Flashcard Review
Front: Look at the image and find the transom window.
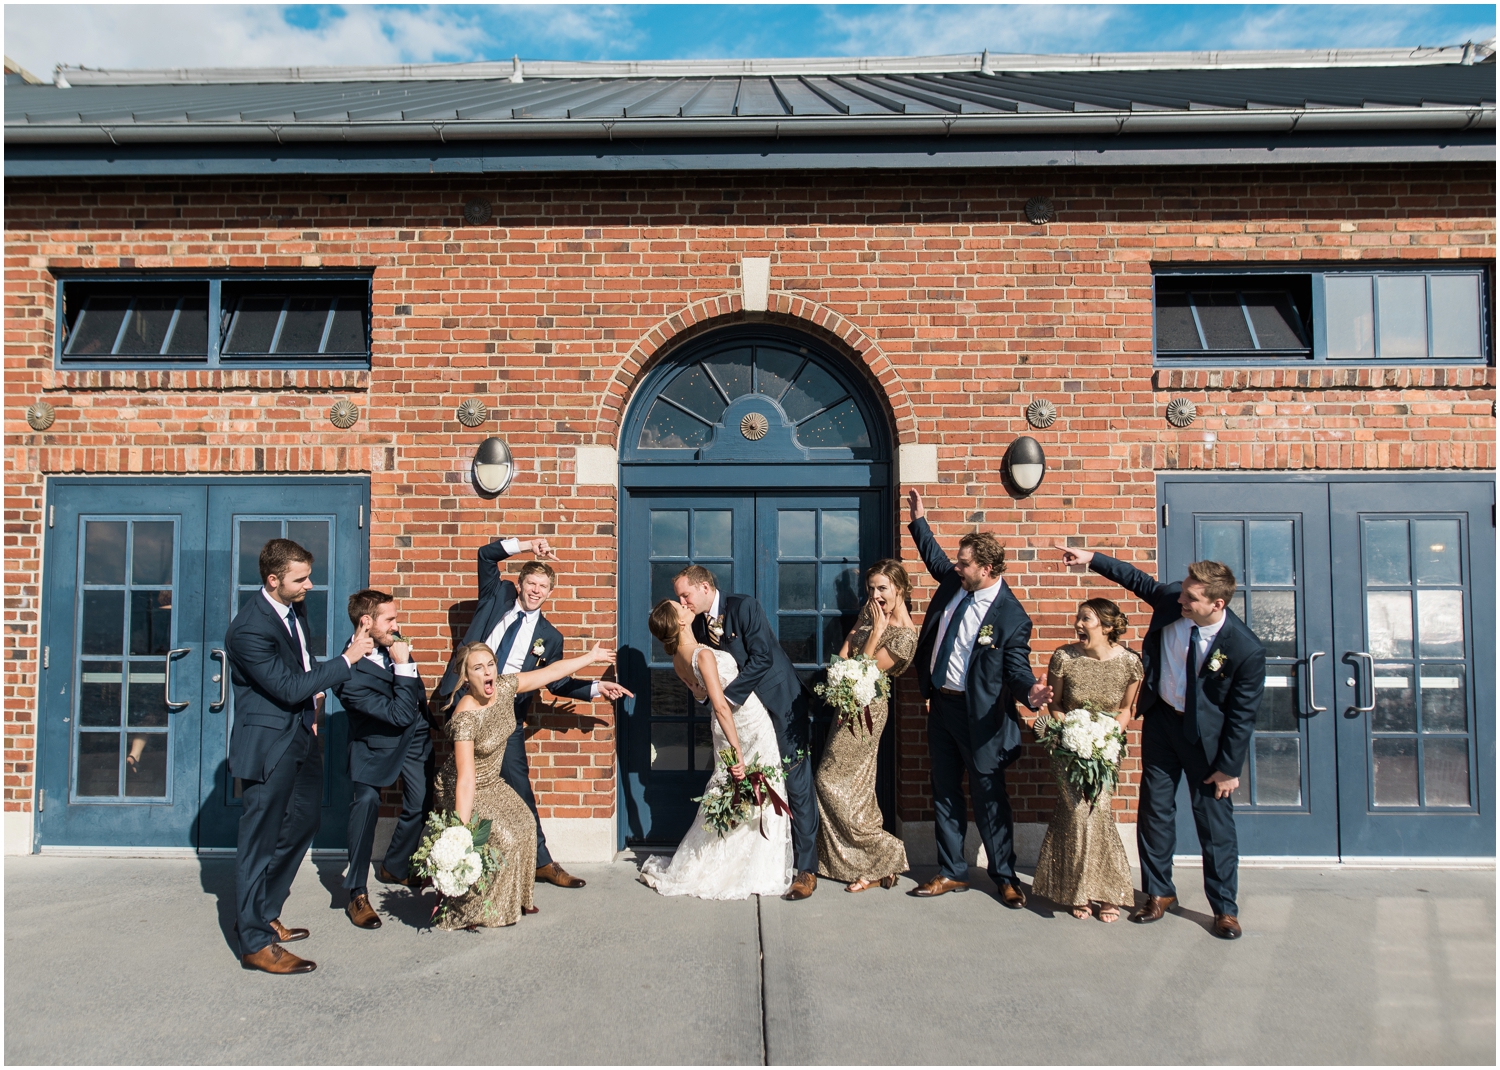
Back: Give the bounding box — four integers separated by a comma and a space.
1154, 266, 1490, 365
637, 338, 874, 457
57, 275, 371, 369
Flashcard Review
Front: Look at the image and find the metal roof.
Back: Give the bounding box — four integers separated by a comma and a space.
5, 49, 1494, 175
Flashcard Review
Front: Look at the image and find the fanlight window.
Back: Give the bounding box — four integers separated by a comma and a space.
638, 343, 872, 455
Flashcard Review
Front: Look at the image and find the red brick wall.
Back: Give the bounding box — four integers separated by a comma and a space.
6, 165, 1494, 829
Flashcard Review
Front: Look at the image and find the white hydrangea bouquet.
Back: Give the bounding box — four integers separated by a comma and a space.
814, 654, 890, 736
411, 811, 504, 923
1032, 708, 1126, 805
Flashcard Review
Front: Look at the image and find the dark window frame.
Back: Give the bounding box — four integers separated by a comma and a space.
53, 272, 373, 370
1153, 263, 1492, 368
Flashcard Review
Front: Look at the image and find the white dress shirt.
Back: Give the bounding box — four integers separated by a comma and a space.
1157, 613, 1226, 713
262, 588, 311, 671
928, 579, 1003, 691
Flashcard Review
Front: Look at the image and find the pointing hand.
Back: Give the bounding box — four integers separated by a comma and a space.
1055, 543, 1094, 569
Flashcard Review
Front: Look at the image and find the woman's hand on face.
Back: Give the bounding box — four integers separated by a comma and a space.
868, 596, 889, 631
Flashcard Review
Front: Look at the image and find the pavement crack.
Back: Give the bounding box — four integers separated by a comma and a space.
757, 893, 768, 1066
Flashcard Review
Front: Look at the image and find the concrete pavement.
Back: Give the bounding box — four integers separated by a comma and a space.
5, 855, 1494, 1064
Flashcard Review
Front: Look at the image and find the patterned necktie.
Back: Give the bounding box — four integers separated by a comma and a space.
494, 612, 527, 673
285, 608, 315, 730
932, 590, 975, 691
1183, 625, 1201, 741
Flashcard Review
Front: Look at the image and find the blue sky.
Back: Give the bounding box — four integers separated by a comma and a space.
5, 4, 1495, 74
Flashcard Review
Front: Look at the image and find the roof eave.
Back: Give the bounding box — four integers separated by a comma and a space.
7, 105, 1494, 145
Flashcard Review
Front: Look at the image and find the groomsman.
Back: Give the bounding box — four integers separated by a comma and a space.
907, 491, 1051, 907
333, 589, 433, 930
436, 535, 632, 889
226, 538, 374, 974
1058, 543, 1265, 939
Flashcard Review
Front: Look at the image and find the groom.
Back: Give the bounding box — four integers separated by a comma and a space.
674, 565, 820, 900
1057, 543, 1265, 939
907, 491, 1051, 907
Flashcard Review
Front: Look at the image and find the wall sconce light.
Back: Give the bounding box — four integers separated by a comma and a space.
471, 436, 516, 497
1002, 435, 1047, 497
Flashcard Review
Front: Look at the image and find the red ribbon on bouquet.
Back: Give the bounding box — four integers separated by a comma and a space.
731, 769, 793, 840
844, 704, 875, 737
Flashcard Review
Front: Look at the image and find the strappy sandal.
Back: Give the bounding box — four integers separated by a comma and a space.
879, 874, 899, 890
846, 877, 874, 893
1070, 904, 1092, 919
1097, 903, 1121, 923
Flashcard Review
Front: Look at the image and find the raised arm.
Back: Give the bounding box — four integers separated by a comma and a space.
1058, 543, 1175, 611
514, 642, 615, 695
476, 535, 559, 603
228, 623, 361, 709
906, 493, 956, 585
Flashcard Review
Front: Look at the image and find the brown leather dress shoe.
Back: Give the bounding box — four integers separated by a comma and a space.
377, 864, 418, 887
1213, 913, 1243, 940
1129, 895, 1177, 923
782, 871, 817, 900
997, 882, 1027, 909
241, 944, 316, 974
269, 918, 309, 943
911, 875, 969, 897
345, 893, 382, 929
535, 862, 586, 888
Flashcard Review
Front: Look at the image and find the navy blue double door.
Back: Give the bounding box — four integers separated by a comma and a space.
619, 488, 888, 845
1160, 474, 1494, 859
36, 477, 369, 851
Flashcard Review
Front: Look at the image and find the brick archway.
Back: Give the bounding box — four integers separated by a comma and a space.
589, 292, 917, 448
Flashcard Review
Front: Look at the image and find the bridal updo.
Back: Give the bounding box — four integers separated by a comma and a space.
649, 599, 686, 655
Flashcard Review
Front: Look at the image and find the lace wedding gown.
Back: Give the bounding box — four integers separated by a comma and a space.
639, 648, 794, 899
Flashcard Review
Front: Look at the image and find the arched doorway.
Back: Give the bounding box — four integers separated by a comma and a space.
617, 324, 895, 846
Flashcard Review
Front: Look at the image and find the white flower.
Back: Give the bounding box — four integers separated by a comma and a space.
1102, 738, 1121, 763
452, 852, 482, 887
429, 825, 473, 870
433, 870, 468, 897
1061, 723, 1094, 757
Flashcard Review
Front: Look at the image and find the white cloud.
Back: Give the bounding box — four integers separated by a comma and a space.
818, 4, 1128, 57
2, 3, 642, 75
1201, 5, 1496, 51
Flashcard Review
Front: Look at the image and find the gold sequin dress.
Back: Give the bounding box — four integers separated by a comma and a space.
433, 674, 535, 928
1032, 645, 1142, 910
815, 623, 916, 884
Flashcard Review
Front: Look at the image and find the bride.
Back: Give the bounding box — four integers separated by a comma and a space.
638, 600, 794, 899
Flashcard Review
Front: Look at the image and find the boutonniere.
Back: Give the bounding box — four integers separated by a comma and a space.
976, 625, 995, 647
531, 638, 547, 661
707, 615, 726, 644
1207, 650, 1226, 673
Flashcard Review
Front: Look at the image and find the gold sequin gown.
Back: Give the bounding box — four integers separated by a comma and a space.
1032, 645, 1143, 910
815, 623, 916, 884
433, 674, 535, 928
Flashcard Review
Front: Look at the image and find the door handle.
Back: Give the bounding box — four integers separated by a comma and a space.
1304, 651, 1326, 713
1346, 651, 1376, 713
209, 648, 227, 712
165, 647, 192, 711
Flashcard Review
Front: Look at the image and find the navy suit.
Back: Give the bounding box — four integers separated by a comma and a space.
909, 517, 1040, 886
225, 593, 351, 956
435, 539, 596, 868
1089, 553, 1267, 916
333, 648, 433, 896
694, 592, 818, 873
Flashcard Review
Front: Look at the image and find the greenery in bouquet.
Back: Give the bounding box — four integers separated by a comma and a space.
692, 748, 793, 838
411, 810, 505, 923
814, 654, 890, 736
1033, 707, 1127, 805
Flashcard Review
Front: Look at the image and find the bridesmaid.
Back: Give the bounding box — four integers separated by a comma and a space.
1032, 598, 1143, 922
815, 559, 917, 892
435, 637, 615, 929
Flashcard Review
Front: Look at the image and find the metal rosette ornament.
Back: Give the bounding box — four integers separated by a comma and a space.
328, 399, 359, 429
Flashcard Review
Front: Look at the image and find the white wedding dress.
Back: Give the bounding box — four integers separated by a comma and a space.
639, 648, 795, 899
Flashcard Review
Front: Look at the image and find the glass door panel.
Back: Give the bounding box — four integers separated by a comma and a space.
1330, 482, 1494, 856
38, 485, 207, 847
1161, 480, 1337, 858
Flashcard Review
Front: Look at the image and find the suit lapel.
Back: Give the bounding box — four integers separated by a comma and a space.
254, 592, 302, 667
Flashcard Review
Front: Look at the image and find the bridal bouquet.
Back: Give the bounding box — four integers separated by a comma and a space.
814, 654, 889, 736
693, 748, 792, 839
411, 811, 505, 923
1032, 708, 1126, 805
